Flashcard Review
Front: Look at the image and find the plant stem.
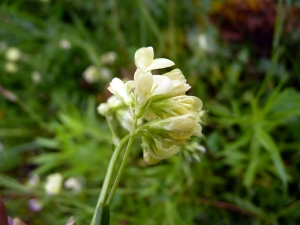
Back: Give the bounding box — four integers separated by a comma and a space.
106, 119, 138, 204
105, 115, 119, 145
90, 134, 130, 225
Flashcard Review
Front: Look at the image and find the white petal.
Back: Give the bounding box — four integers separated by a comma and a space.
153, 139, 180, 159
107, 96, 122, 108
164, 69, 185, 81
143, 148, 160, 165
152, 75, 173, 96
134, 47, 154, 71
108, 78, 125, 95
136, 71, 153, 104
108, 78, 132, 105
125, 80, 135, 93
146, 58, 175, 71
97, 103, 109, 115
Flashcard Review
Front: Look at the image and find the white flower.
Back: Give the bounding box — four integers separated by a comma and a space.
97, 96, 123, 116
142, 135, 180, 165
134, 70, 173, 103
32, 71, 41, 84
134, 70, 175, 118
83, 66, 112, 83
140, 114, 202, 165
161, 69, 191, 97
198, 34, 208, 51
161, 114, 202, 139
146, 114, 202, 145
100, 51, 117, 65
4, 62, 18, 73
145, 95, 203, 120
116, 109, 134, 130
98, 46, 205, 165
64, 177, 82, 192
100, 67, 112, 80
108, 78, 134, 106
83, 65, 99, 83
134, 46, 174, 72
59, 39, 71, 50
44, 173, 63, 195
5, 47, 21, 61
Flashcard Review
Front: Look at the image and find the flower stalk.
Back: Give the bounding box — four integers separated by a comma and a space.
90, 134, 130, 225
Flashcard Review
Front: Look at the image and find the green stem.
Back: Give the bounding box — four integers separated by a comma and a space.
106, 119, 138, 204
105, 115, 119, 145
90, 134, 130, 225
256, 0, 286, 100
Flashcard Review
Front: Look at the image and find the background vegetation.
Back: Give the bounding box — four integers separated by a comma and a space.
1, 0, 300, 224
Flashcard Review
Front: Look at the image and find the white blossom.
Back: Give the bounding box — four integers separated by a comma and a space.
100, 51, 117, 65
5, 47, 21, 61
83, 65, 99, 83
134, 47, 174, 72
4, 62, 18, 73
44, 173, 63, 195
59, 39, 71, 50
32, 71, 42, 84
108, 78, 134, 106
64, 177, 82, 192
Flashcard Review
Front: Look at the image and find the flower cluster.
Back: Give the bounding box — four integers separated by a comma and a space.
98, 47, 203, 165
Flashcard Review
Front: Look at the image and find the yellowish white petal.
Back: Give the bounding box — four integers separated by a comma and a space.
146, 58, 174, 71
134, 47, 154, 71
108, 78, 132, 105
135, 70, 153, 105
152, 75, 173, 96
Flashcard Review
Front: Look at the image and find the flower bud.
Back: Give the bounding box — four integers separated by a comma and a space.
97, 96, 123, 116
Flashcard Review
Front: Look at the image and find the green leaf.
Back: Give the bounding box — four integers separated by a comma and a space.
267, 88, 300, 119
206, 101, 233, 117
243, 137, 260, 187
95, 203, 110, 225
0, 174, 28, 192
255, 127, 288, 185
35, 137, 59, 149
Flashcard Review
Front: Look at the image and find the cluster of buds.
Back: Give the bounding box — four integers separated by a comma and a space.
98, 47, 203, 165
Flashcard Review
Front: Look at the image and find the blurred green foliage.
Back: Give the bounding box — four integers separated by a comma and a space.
1, 0, 300, 224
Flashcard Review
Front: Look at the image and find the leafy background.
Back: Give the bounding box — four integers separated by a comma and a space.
1, 0, 300, 224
